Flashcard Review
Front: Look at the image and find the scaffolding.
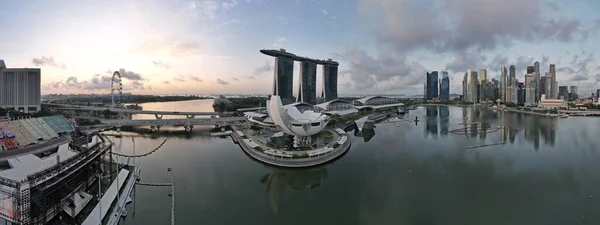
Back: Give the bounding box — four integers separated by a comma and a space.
0, 141, 111, 225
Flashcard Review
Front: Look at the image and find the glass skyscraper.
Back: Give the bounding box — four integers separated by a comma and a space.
297, 61, 317, 104
273, 56, 295, 104
440, 71, 450, 103
426, 71, 439, 100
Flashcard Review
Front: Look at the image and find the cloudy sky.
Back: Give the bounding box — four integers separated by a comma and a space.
2, 0, 600, 95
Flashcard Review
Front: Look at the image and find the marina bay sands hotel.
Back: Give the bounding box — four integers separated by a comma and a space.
260, 49, 339, 105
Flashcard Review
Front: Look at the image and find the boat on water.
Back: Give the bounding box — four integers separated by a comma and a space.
560, 114, 569, 118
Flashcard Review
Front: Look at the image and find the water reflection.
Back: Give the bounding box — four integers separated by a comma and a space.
420, 106, 558, 150
424, 106, 450, 137
260, 167, 328, 214
354, 128, 376, 142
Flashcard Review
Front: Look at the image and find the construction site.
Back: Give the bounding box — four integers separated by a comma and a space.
0, 115, 115, 225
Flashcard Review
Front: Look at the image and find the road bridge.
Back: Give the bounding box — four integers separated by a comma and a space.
99, 117, 246, 127
43, 103, 233, 118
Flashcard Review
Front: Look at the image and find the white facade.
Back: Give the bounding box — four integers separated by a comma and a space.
267, 95, 329, 137
0, 60, 41, 113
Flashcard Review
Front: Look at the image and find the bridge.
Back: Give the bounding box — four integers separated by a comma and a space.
99, 117, 246, 128
43, 103, 233, 118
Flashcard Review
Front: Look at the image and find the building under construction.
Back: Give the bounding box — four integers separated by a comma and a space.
0, 116, 111, 225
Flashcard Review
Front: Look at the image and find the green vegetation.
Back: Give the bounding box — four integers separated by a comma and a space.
314, 131, 334, 143
254, 146, 264, 152
333, 143, 340, 148
51, 94, 209, 105
568, 103, 600, 110
76, 118, 101, 126
0, 105, 57, 118
328, 111, 369, 126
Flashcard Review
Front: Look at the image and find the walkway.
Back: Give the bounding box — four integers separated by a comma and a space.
82, 169, 129, 225
106, 167, 139, 225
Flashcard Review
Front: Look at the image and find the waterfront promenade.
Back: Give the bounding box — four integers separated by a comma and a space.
231, 127, 351, 167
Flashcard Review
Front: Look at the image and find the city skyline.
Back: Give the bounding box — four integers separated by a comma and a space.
2, 0, 600, 95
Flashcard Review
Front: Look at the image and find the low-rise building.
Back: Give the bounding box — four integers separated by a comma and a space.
538, 94, 566, 109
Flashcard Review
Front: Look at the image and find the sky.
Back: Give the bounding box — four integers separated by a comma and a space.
1, 0, 600, 96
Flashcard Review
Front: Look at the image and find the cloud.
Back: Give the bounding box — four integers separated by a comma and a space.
232, 77, 239, 81
253, 61, 273, 75
335, 47, 426, 91
135, 39, 201, 57
163, 81, 171, 85
32, 57, 66, 69
361, 0, 585, 53
570, 74, 588, 81
321, 9, 328, 15
129, 80, 146, 90
151, 61, 171, 69
189, 0, 220, 20
189, 76, 204, 82
246, 76, 256, 80
513, 56, 535, 72
222, 0, 238, 11
47, 71, 148, 91
445, 51, 487, 72
115, 68, 143, 81
174, 75, 186, 82
272, 37, 287, 48
216, 79, 230, 85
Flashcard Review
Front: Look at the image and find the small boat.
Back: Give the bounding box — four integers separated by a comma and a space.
560, 114, 568, 118
395, 124, 400, 127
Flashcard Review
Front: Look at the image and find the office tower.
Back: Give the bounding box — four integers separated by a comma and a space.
466, 70, 479, 102
549, 64, 556, 98
479, 69, 487, 82
527, 66, 535, 74
297, 61, 317, 104
462, 72, 467, 100
540, 76, 547, 96
500, 65, 507, 102
597, 89, 600, 100
440, 71, 450, 103
509, 65, 516, 85
569, 86, 578, 101
479, 80, 486, 102
524, 73, 536, 106
271, 56, 295, 104
558, 86, 569, 100
492, 78, 499, 101
321, 64, 338, 102
543, 77, 552, 100
426, 71, 439, 100
517, 82, 525, 106
0, 60, 42, 113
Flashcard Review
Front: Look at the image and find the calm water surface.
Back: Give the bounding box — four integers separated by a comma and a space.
114, 100, 600, 225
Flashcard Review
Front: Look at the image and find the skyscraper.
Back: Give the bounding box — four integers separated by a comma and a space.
462, 72, 467, 100
534, 61, 540, 101
569, 86, 578, 101
509, 65, 516, 85
500, 65, 507, 102
466, 69, 479, 103
440, 71, 450, 103
427, 71, 439, 100
272, 56, 295, 104
524, 73, 536, 106
0, 60, 42, 113
321, 64, 339, 102
297, 61, 317, 104
479, 69, 487, 82
558, 86, 569, 100
549, 64, 556, 98
527, 66, 535, 74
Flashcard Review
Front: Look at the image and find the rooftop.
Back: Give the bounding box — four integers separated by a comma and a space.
260, 49, 339, 66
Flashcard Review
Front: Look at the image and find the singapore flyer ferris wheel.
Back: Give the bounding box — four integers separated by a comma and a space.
111, 71, 123, 107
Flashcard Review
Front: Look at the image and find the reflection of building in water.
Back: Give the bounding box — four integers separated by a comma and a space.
425, 107, 439, 138
499, 111, 557, 149
261, 167, 328, 214
439, 106, 449, 135
354, 128, 376, 142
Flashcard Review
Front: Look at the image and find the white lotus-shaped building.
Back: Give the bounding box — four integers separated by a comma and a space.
267, 95, 329, 137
